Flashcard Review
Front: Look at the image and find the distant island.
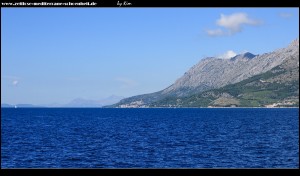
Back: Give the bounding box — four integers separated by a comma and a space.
107, 38, 299, 108
1, 104, 44, 108
1, 95, 124, 108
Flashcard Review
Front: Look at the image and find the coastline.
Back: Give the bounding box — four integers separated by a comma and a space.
114, 107, 300, 109
1, 106, 299, 109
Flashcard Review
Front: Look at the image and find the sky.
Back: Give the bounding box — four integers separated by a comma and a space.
1, 8, 299, 105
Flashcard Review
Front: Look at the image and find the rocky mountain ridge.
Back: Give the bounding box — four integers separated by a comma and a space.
111, 38, 299, 108
162, 38, 299, 96
151, 51, 299, 107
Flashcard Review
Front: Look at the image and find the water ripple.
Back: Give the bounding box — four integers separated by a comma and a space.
1, 108, 299, 168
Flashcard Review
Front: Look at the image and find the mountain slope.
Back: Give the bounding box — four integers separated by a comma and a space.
151, 52, 299, 107
111, 38, 299, 108
162, 39, 298, 96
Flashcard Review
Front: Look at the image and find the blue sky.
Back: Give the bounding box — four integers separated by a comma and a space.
1, 8, 299, 105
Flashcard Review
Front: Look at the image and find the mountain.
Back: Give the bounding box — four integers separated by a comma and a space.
230, 52, 256, 61
111, 38, 299, 108
162, 39, 298, 96
151, 52, 299, 107
64, 98, 102, 107
2, 96, 125, 108
64, 95, 125, 107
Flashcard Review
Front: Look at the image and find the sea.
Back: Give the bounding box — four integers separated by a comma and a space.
1, 108, 299, 168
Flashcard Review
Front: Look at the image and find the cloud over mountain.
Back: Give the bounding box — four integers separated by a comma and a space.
218, 50, 237, 59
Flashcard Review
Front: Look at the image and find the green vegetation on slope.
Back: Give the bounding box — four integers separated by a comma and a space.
150, 55, 299, 107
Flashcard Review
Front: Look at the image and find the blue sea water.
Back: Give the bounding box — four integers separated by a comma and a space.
1, 108, 299, 168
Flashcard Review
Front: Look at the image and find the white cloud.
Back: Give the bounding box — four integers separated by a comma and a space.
206, 29, 225, 37
206, 13, 262, 36
218, 50, 237, 59
279, 12, 293, 18
12, 80, 19, 86
217, 13, 261, 34
115, 77, 138, 89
